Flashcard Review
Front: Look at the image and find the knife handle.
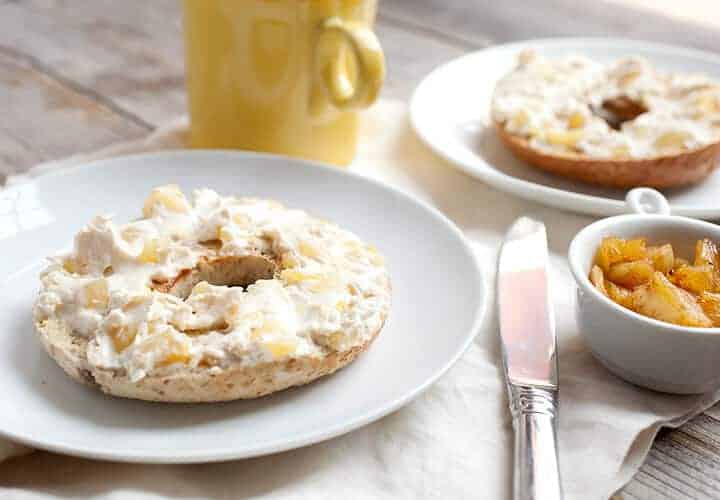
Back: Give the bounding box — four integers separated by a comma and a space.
510, 385, 562, 500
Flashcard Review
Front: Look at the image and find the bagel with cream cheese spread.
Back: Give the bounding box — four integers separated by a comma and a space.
33, 185, 391, 402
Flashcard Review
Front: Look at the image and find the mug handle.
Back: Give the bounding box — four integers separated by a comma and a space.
315, 16, 385, 111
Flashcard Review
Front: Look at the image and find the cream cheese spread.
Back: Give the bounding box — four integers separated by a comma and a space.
492, 51, 720, 158
34, 186, 391, 382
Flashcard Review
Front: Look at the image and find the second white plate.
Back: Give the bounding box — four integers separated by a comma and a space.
410, 38, 720, 219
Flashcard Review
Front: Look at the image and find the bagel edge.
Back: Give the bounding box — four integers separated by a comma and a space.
494, 120, 720, 189
35, 313, 385, 403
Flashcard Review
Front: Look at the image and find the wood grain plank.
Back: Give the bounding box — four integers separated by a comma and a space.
613, 488, 643, 500
617, 471, 683, 500
375, 21, 467, 98
655, 434, 720, 474
1, 0, 185, 126
617, 420, 720, 499
0, 46, 148, 181
378, 9, 487, 50
381, 0, 720, 52
644, 449, 720, 496
684, 414, 720, 449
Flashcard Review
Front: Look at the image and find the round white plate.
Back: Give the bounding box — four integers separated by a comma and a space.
410, 38, 720, 219
0, 151, 487, 463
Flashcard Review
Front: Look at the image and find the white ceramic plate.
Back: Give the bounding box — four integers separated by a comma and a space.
410, 38, 720, 219
0, 151, 487, 463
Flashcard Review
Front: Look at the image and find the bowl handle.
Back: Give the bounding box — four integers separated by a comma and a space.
625, 188, 671, 216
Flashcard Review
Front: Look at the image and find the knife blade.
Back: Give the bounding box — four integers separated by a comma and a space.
498, 217, 562, 500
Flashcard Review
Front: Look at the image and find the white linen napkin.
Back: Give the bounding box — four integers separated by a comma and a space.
3, 99, 720, 499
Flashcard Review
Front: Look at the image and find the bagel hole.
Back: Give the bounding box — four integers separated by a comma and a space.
166, 255, 278, 300
593, 96, 647, 130
197, 255, 277, 290
199, 239, 222, 250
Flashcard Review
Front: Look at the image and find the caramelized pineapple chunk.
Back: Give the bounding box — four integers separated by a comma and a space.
670, 264, 719, 295
672, 257, 689, 271
280, 269, 322, 285
249, 319, 297, 358
692, 91, 720, 114
263, 340, 297, 359
612, 145, 630, 158
595, 237, 647, 273
217, 226, 231, 243
138, 238, 161, 264
567, 112, 585, 129
251, 318, 285, 339
142, 184, 190, 218
198, 355, 220, 368
607, 260, 654, 288
324, 332, 345, 350
139, 333, 190, 367
509, 110, 529, 129
545, 129, 584, 148
695, 239, 719, 267
281, 252, 299, 269
308, 274, 340, 293
83, 279, 109, 309
138, 237, 170, 265
159, 350, 191, 367
590, 265, 633, 308
589, 265, 607, 293
591, 236, 720, 328
607, 281, 633, 309
618, 71, 640, 88
654, 131, 691, 151
631, 272, 711, 328
647, 244, 674, 274
279, 269, 339, 292
298, 240, 320, 258
107, 324, 138, 352
698, 291, 720, 326
63, 258, 80, 274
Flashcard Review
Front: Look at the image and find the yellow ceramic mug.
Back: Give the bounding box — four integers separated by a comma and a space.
182, 0, 385, 166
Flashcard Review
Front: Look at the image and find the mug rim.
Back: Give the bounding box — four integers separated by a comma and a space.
568, 213, 720, 336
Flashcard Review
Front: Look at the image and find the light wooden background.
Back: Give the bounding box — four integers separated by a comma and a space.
3, 1, 720, 498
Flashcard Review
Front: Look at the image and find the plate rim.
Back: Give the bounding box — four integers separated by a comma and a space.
410, 36, 720, 219
0, 150, 489, 463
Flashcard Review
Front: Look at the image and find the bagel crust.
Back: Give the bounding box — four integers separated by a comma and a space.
491, 51, 720, 188
33, 186, 391, 402
35, 316, 384, 402
495, 121, 720, 188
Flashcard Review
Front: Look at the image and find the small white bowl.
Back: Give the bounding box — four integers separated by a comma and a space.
568, 188, 720, 394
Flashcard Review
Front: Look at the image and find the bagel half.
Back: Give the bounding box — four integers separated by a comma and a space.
495, 120, 720, 189
33, 189, 391, 403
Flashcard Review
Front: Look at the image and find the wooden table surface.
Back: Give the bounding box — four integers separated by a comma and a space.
3, 1, 720, 498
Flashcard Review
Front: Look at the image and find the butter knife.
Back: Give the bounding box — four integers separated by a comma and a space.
497, 217, 562, 500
